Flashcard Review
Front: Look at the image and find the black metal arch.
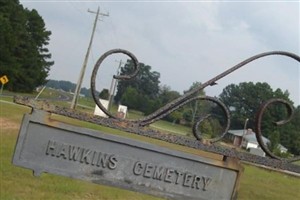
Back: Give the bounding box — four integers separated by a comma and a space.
90, 49, 300, 161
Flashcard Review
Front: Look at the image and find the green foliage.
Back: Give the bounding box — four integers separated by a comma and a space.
167, 110, 183, 124
99, 88, 109, 99
273, 148, 292, 158
198, 120, 214, 138
220, 82, 274, 128
219, 82, 300, 155
0, 0, 53, 92
46, 79, 98, 98
121, 86, 161, 115
115, 60, 160, 102
179, 82, 223, 138
288, 106, 300, 155
47, 80, 76, 92
121, 86, 140, 109
115, 59, 161, 114
182, 82, 206, 125
267, 130, 280, 152
158, 85, 181, 123
158, 85, 181, 105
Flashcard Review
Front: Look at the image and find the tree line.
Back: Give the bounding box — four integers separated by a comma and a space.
46, 79, 98, 98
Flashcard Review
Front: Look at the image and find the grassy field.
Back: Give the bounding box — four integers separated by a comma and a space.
0, 88, 195, 136
1, 99, 300, 200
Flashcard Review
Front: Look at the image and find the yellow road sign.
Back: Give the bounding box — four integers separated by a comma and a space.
0, 75, 9, 85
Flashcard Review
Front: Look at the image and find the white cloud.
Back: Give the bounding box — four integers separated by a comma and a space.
20, 1, 299, 105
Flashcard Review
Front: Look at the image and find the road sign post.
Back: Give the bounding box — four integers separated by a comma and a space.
0, 75, 9, 95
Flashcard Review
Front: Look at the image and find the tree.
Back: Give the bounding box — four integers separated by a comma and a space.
46, 79, 98, 98
158, 85, 182, 123
99, 89, 109, 99
120, 86, 161, 115
182, 82, 206, 125
0, 0, 53, 92
120, 87, 140, 109
115, 59, 160, 114
46, 80, 75, 92
219, 82, 299, 155
267, 130, 280, 152
284, 106, 300, 155
219, 82, 287, 129
158, 85, 181, 106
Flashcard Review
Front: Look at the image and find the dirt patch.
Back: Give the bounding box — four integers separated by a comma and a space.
0, 117, 20, 130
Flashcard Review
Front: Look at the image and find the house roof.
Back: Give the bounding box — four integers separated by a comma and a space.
244, 133, 270, 145
228, 129, 288, 151
228, 129, 269, 145
227, 130, 244, 137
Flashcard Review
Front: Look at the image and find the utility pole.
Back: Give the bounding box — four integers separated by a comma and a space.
108, 60, 124, 110
240, 118, 249, 148
35, 86, 46, 100
70, 6, 109, 109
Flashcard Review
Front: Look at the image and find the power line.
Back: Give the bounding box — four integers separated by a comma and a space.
71, 6, 109, 109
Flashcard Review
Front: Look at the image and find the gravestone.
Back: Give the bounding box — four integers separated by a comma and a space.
117, 105, 127, 119
94, 99, 109, 118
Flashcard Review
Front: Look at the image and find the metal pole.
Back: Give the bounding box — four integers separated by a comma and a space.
107, 76, 115, 109
71, 7, 109, 109
108, 60, 123, 110
35, 86, 46, 100
0, 84, 4, 95
240, 118, 249, 148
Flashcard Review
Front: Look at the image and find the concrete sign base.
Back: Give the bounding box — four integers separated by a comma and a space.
13, 110, 243, 200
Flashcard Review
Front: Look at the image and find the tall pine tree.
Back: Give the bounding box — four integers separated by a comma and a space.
0, 0, 53, 92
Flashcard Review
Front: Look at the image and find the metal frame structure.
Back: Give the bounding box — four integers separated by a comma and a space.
14, 49, 300, 169
90, 49, 300, 162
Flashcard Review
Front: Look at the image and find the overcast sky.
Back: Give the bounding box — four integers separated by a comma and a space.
20, 0, 299, 105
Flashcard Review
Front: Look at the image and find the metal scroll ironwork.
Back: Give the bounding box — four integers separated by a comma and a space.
255, 99, 300, 162
91, 49, 300, 161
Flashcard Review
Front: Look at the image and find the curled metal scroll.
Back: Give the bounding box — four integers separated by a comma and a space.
90, 49, 230, 142
91, 49, 300, 154
255, 99, 300, 162
191, 96, 230, 143
91, 49, 139, 119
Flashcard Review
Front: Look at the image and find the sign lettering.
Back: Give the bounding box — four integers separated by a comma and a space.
12, 111, 242, 200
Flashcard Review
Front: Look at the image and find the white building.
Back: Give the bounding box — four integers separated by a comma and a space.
240, 130, 269, 149
226, 129, 288, 156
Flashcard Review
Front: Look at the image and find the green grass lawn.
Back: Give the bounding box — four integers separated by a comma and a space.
1, 99, 300, 200
239, 164, 300, 200
1, 88, 194, 136
150, 120, 192, 135
0, 101, 161, 200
